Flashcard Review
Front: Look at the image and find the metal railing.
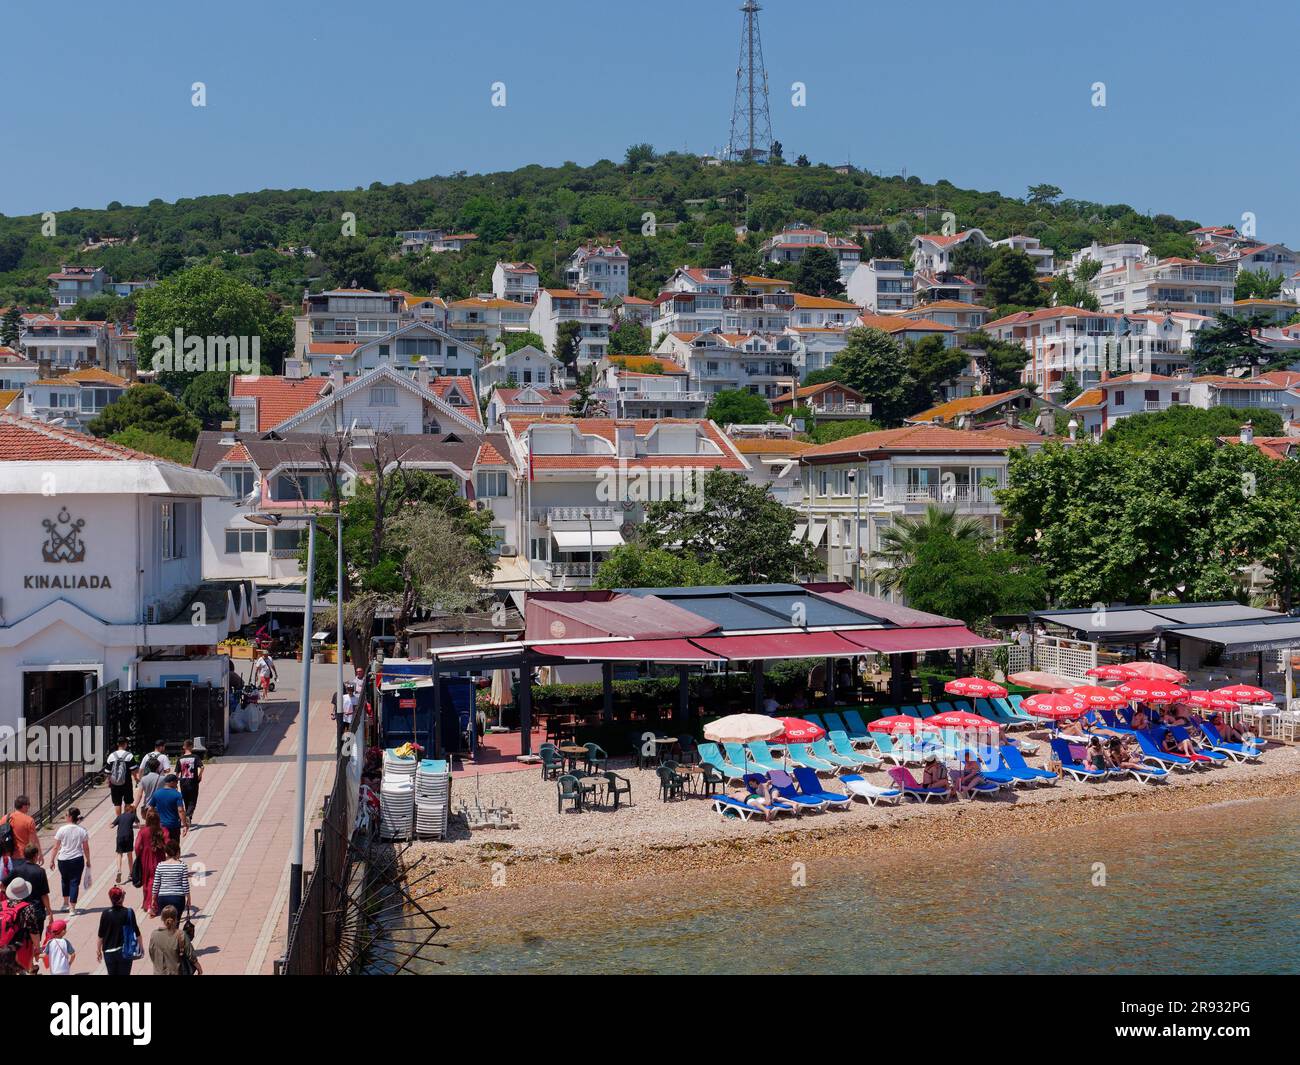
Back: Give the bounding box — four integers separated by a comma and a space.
106, 686, 228, 756
0, 681, 116, 825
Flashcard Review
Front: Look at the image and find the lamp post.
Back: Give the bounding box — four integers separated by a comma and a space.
246, 508, 338, 930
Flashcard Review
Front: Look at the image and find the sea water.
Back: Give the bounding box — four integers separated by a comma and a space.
434, 794, 1300, 975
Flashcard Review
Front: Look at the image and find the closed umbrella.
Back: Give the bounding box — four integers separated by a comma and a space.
703, 713, 785, 744
944, 677, 1008, 698
1114, 680, 1187, 704
489, 668, 513, 729
777, 717, 825, 743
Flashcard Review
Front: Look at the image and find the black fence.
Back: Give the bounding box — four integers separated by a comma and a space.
0, 681, 116, 824
106, 685, 228, 756
277, 754, 357, 975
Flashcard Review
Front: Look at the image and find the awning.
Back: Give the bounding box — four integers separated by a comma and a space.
806, 521, 826, 548
537, 638, 724, 663
1167, 619, 1300, 654
792, 522, 807, 544
842, 625, 1003, 654
552, 529, 625, 549
692, 631, 865, 660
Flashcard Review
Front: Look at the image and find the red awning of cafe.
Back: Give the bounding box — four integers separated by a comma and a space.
840, 625, 1003, 654
691, 631, 866, 661
537, 638, 725, 663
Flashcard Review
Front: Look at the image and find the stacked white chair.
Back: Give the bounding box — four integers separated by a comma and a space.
415, 759, 451, 839
379, 748, 419, 839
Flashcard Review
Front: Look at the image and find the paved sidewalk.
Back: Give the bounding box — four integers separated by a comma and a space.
38, 658, 340, 976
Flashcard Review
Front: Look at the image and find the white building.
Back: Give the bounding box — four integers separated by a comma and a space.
1065, 241, 1151, 275
601, 360, 708, 419
1089, 257, 1236, 315
846, 258, 916, 313
46, 265, 107, 308
992, 234, 1055, 275
294, 288, 404, 355
20, 368, 131, 432
20, 319, 108, 371
565, 243, 630, 300
444, 296, 533, 350
725, 424, 810, 507
0, 413, 255, 725
478, 344, 565, 397
759, 225, 862, 283
530, 289, 612, 369
292, 320, 476, 381
656, 330, 801, 400
491, 262, 540, 303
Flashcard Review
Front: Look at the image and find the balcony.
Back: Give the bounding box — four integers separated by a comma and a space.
876, 484, 999, 508
810, 402, 873, 416
531, 506, 617, 523
548, 561, 598, 579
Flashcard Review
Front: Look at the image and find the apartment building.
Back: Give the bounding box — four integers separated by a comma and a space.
615, 295, 655, 328
657, 330, 801, 399
911, 229, 991, 277
1089, 257, 1236, 315
20, 368, 131, 432
896, 301, 990, 340
0, 349, 39, 391
293, 320, 476, 382
445, 295, 533, 349
19, 319, 108, 371
653, 266, 796, 336
1221, 243, 1299, 280
906, 389, 1061, 432
846, 258, 916, 312
796, 424, 1049, 593
491, 262, 540, 303
759, 225, 862, 282
485, 384, 582, 428
1066, 241, 1151, 275
1059, 372, 1291, 439
294, 288, 404, 353
565, 243, 630, 300
500, 415, 749, 587
478, 344, 565, 396
46, 265, 107, 307
396, 229, 477, 254
601, 360, 708, 419
992, 234, 1055, 274
725, 423, 810, 507
530, 288, 613, 368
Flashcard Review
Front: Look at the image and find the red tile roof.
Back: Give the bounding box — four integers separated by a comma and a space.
428, 375, 483, 426
0, 412, 163, 462
230, 376, 329, 431
800, 423, 1045, 460
475, 441, 510, 466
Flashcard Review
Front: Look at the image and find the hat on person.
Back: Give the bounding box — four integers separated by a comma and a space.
48, 919, 67, 935
5, 878, 31, 901
108, 885, 126, 903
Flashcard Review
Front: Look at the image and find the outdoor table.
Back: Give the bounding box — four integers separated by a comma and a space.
675, 765, 705, 794
577, 773, 606, 806
559, 744, 589, 772
649, 736, 679, 763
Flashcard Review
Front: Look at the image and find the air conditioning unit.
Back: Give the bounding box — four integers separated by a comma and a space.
498, 545, 518, 557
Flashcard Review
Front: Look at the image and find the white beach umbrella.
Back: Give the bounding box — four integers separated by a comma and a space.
703, 713, 784, 744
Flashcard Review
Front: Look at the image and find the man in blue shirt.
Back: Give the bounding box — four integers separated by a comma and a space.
147, 774, 189, 840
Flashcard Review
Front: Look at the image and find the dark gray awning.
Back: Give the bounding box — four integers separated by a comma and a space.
1168, 619, 1300, 654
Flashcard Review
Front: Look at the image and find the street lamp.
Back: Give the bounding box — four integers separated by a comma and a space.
246, 508, 339, 930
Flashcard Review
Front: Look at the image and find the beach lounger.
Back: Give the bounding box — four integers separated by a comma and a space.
723, 742, 761, 773
1096, 709, 1137, 734
710, 794, 797, 821
992, 697, 1032, 726
1169, 725, 1228, 765
915, 703, 938, 718
698, 742, 750, 783
838, 774, 902, 806
828, 730, 880, 767
898, 706, 923, 718
840, 709, 872, 740
822, 711, 850, 735
972, 749, 1019, 788
768, 770, 828, 811
1123, 761, 1169, 784
802, 712, 825, 731
787, 743, 838, 773
1133, 730, 1198, 771
1195, 719, 1262, 762
886, 766, 950, 802
999, 744, 1058, 785
811, 736, 870, 770
746, 741, 787, 773
982, 698, 1018, 726
948, 699, 975, 713
870, 732, 909, 764
791, 766, 854, 808
1050, 739, 1109, 782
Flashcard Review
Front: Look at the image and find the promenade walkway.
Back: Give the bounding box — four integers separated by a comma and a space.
36, 658, 338, 975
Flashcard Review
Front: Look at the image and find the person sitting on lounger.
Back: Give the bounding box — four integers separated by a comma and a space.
1086, 737, 1109, 772
921, 754, 947, 790
1160, 728, 1198, 758
1212, 714, 1257, 747
738, 776, 778, 822
1129, 707, 1151, 730
949, 752, 984, 798
1162, 706, 1192, 727
1059, 716, 1087, 738
1107, 737, 1143, 772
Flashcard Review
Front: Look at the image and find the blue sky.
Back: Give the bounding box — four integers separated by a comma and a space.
6, 0, 1299, 245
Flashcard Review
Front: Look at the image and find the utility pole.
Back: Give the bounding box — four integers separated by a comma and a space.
726, 1, 773, 163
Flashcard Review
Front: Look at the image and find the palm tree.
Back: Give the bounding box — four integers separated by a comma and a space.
875, 503, 989, 592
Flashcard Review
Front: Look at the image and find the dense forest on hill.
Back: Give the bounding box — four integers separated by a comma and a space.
0, 148, 1202, 312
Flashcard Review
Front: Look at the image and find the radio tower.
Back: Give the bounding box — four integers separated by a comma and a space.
726, 0, 773, 163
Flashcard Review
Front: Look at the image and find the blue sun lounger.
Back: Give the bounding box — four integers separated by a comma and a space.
768, 770, 828, 811
828, 730, 880, 767
1169, 725, 1229, 764
791, 766, 854, 808
723, 742, 760, 773
746, 741, 787, 773
698, 742, 750, 783
802, 712, 825, 731
1050, 739, 1109, 781
999, 743, 1057, 785
822, 711, 850, 735
1195, 719, 1262, 762
710, 794, 797, 820
787, 743, 838, 773
1133, 730, 1197, 771
839, 709, 872, 740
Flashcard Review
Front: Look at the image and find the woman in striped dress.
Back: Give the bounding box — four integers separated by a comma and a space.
150, 839, 191, 919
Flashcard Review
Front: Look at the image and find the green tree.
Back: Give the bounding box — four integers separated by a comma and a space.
0, 307, 20, 348
1057, 373, 1083, 405
951, 240, 993, 283
966, 331, 1031, 392
1235, 267, 1283, 301
868, 227, 903, 259
1026, 183, 1063, 206
808, 418, 881, 444
503, 330, 545, 354
1190, 312, 1273, 374
181, 372, 234, 429
1103, 405, 1283, 448
900, 535, 1046, 628
907, 334, 966, 404
706, 389, 773, 426
984, 247, 1044, 308
86, 384, 200, 441
822, 327, 915, 425
69, 293, 130, 322
639, 469, 815, 582
594, 543, 731, 588
607, 318, 650, 356
553, 319, 582, 371
624, 143, 657, 171
107, 427, 195, 464
794, 245, 844, 295
875, 504, 992, 593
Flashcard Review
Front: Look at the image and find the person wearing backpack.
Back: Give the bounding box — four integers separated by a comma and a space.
97, 885, 142, 976
2, 843, 51, 946
1, 878, 41, 974
1, 796, 41, 864
105, 739, 136, 814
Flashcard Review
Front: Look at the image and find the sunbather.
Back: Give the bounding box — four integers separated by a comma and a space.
1160, 728, 1198, 759
1162, 706, 1192, 727
1086, 737, 1109, 773
1058, 716, 1087, 738
1213, 714, 1257, 746
949, 752, 985, 799
1130, 707, 1151, 730
738, 775, 778, 822
920, 755, 947, 790
1108, 737, 1144, 772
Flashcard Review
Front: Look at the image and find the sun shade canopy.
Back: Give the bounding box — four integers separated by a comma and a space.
692, 631, 866, 660
537, 638, 723, 663
841, 625, 1002, 654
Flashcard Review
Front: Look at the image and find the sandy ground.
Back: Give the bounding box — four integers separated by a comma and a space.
410, 738, 1300, 899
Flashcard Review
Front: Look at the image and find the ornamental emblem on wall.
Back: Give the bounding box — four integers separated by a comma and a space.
42, 508, 87, 563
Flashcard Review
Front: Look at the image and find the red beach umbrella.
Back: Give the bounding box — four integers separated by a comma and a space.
1115, 661, 1188, 683
1213, 684, 1273, 705
778, 717, 825, 742
926, 710, 1000, 729
1007, 670, 1078, 690
1061, 685, 1130, 708
1085, 664, 1132, 680
1181, 690, 1235, 712
868, 714, 932, 734
943, 677, 1008, 698
1114, 680, 1188, 704
1020, 693, 1087, 718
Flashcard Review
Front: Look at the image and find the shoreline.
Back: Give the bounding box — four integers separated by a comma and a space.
418, 749, 1300, 899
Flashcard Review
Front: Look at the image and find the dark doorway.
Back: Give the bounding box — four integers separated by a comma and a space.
22, 669, 97, 721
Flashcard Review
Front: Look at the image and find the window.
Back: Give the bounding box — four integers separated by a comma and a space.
272, 528, 305, 552
1114, 391, 1125, 407
370, 386, 397, 406
220, 467, 256, 499
272, 472, 331, 501
161, 501, 187, 560
224, 529, 267, 554
476, 471, 508, 497
529, 536, 549, 561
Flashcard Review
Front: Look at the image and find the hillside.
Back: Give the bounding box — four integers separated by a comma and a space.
0, 149, 1202, 311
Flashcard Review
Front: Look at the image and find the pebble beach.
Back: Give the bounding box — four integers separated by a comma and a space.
414, 738, 1300, 899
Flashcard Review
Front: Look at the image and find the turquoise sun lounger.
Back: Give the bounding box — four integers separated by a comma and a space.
698, 742, 750, 782
828, 730, 879, 767
787, 743, 838, 773
746, 741, 787, 773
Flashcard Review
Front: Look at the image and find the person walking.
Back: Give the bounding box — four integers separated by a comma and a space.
135, 755, 163, 811
2, 843, 51, 950
0, 879, 41, 974
253, 650, 277, 700
48, 808, 91, 916
1, 796, 41, 864
149, 904, 201, 975
40, 919, 74, 974
176, 739, 204, 821
134, 807, 168, 913
113, 802, 137, 884
97, 885, 142, 976
105, 739, 135, 814
150, 839, 191, 919
147, 774, 189, 841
